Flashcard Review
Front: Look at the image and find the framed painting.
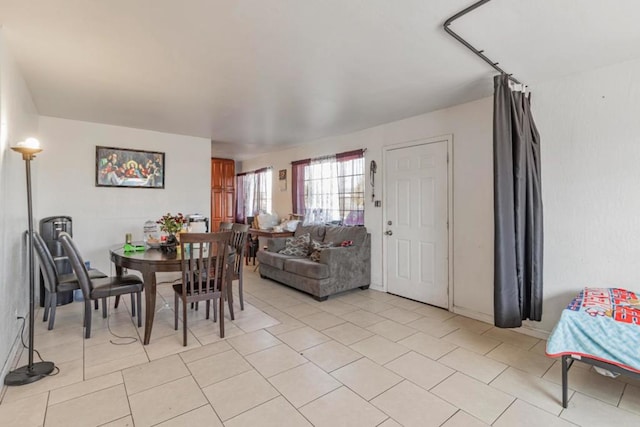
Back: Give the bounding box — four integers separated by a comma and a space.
95, 146, 165, 189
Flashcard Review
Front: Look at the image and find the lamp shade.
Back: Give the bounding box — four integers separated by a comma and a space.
11, 138, 42, 159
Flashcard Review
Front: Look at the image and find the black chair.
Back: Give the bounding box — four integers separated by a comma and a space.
33, 231, 108, 330
58, 232, 144, 339
229, 224, 250, 310
173, 231, 233, 345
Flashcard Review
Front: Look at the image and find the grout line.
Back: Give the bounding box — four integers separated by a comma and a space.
147, 403, 210, 427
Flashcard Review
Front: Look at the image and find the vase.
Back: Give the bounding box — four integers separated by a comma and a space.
161, 234, 178, 253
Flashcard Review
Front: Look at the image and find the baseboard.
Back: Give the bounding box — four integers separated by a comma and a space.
452, 305, 493, 324
452, 305, 550, 340
0, 325, 26, 401
369, 283, 383, 292
518, 323, 551, 340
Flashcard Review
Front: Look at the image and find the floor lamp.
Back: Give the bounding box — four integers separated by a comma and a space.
4, 138, 55, 386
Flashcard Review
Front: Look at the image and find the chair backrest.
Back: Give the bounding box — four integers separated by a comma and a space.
219, 222, 233, 231
229, 224, 250, 276
179, 231, 233, 296
32, 231, 58, 293
58, 232, 92, 299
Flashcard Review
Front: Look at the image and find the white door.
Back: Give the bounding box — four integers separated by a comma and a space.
384, 138, 449, 308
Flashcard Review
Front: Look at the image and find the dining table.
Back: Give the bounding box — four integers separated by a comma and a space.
109, 244, 234, 345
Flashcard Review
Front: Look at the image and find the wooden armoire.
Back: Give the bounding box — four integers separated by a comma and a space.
210, 158, 235, 231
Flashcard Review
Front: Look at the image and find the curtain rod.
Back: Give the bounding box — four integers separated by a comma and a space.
443, 0, 522, 85
237, 166, 271, 177
290, 148, 365, 165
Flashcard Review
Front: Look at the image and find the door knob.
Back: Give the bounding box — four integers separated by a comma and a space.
384, 230, 393, 236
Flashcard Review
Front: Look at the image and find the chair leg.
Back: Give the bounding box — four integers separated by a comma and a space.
213, 297, 218, 323
130, 293, 136, 317
227, 280, 235, 321
48, 293, 57, 331
83, 300, 88, 327
182, 299, 188, 346
84, 300, 92, 339
239, 277, 244, 311
114, 295, 120, 309
102, 297, 108, 318
205, 300, 210, 320
43, 290, 51, 322
174, 293, 179, 331
136, 292, 142, 327
219, 296, 225, 338
94, 299, 99, 310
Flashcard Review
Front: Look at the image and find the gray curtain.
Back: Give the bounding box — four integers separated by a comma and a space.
493, 74, 543, 328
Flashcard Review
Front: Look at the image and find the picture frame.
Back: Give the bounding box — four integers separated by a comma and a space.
279, 169, 287, 180
95, 146, 165, 189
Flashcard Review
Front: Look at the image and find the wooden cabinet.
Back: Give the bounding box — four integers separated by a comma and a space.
211, 158, 235, 231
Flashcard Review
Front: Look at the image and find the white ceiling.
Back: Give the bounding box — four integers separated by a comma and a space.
2, 0, 640, 159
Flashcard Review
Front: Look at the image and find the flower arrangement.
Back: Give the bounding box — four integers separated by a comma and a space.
157, 212, 186, 235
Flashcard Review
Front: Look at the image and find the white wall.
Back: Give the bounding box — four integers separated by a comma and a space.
36, 117, 211, 275
0, 32, 40, 379
532, 58, 640, 334
240, 97, 495, 321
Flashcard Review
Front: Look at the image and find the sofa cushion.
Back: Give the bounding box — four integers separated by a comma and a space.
295, 225, 325, 242
279, 233, 310, 256
309, 240, 334, 262
257, 250, 304, 270
283, 258, 330, 280
324, 226, 367, 247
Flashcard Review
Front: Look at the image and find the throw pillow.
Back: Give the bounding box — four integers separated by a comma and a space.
309, 240, 334, 262
279, 233, 311, 256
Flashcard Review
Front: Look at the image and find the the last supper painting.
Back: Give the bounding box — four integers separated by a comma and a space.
96, 146, 165, 189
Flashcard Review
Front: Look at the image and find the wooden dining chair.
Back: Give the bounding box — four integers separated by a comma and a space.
173, 231, 233, 345
59, 232, 144, 339
33, 231, 108, 330
218, 222, 233, 231
229, 224, 250, 310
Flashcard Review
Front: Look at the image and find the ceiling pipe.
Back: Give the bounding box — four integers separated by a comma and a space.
443, 0, 522, 84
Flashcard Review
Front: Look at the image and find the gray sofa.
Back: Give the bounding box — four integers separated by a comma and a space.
257, 225, 371, 301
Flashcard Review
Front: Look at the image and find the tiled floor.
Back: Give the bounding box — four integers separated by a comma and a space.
1, 267, 640, 426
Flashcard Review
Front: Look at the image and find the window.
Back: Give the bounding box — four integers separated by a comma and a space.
236, 168, 272, 223
292, 150, 365, 226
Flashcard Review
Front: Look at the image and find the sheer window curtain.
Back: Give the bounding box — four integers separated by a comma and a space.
336, 150, 365, 226
235, 168, 272, 224
292, 151, 365, 226
493, 74, 543, 328
236, 174, 246, 223
304, 155, 339, 224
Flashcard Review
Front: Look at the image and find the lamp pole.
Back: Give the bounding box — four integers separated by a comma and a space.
4, 141, 55, 386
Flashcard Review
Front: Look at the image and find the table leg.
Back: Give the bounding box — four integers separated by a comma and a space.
142, 270, 156, 345
114, 266, 124, 308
